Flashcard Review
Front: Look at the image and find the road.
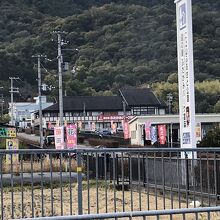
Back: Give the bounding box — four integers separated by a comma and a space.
17, 132, 92, 149
17, 132, 40, 143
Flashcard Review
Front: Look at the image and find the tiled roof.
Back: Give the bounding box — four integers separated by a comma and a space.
119, 87, 162, 106
42, 87, 166, 112
43, 96, 125, 112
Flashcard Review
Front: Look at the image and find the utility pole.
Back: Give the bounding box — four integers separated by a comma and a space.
0, 94, 3, 117
32, 54, 47, 148
167, 93, 173, 114
9, 77, 19, 126
123, 101, 127, 118
52, 31, 67, 128
0, 87, 3, 117
83, 102, 86, 130
167, 93, 173, 148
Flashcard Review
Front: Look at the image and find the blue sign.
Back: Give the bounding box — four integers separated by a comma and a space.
183, 132, 191, 144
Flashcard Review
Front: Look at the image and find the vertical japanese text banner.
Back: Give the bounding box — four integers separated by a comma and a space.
54, 126, 64, 149
123, 120, 130, 139
66, 124, 77, 149
145, 121, 151, 140
158, 125, 166, 145
175, 0, 196, 150
151, 126, 157, 145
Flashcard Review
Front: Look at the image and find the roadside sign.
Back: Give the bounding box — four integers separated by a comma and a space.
0, 127, 16, 138
6, 139, 19, 164
54, 126, 65, 149
175, 0, 196, 153
66, 124, 77, 149
123, 120, 130, 139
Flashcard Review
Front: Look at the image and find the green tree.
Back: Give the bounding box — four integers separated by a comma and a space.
0, 114, 10, 124
199, 125, 220, 147
214, 100, 220, 113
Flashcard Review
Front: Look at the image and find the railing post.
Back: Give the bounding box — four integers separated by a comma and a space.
0, 154, 3, 220
77, 151, 83, 215
116, 154, 119, 185
185, 153, 190, 195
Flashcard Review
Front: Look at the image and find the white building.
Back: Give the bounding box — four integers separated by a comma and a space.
9, 96, 53, 128
129, 114, 220, 146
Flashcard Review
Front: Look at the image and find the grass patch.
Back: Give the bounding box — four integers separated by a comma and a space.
2, 156, 78, 174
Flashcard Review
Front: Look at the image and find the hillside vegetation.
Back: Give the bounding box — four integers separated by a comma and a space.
0, 0, 219, 113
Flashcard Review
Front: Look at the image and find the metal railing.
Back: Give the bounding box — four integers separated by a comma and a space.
23, 207, 220, 220
1, 148, 220, 219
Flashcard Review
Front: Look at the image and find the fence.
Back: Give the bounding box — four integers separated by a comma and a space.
1, 148, 220, 219
24, 207, 220, 220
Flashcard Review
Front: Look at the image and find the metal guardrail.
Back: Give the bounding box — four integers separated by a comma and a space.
23, 207, 220, 219
1, 148, 220, 219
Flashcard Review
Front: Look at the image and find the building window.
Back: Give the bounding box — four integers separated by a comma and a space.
65, 112, 69, 117
44, 113, 50, 117
92, 112, 101, 116
65, 112, 72, 116
51, 112, 58, 117
132, 107, 157, 115
147, 107, 155, 115
88, 112, 92, 116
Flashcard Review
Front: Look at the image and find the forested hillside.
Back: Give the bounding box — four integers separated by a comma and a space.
0, 0, 219, 112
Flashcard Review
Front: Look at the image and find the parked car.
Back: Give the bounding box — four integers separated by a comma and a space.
98, 129, 112, 137
116, 127, 123, 132
44, 135, 55, 149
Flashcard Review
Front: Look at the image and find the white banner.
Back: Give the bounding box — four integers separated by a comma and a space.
54, 126, 65, 149
175, 0, 196, 151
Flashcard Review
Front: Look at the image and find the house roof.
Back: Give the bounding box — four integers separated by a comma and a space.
42, 87, 167, 113
43, 96, 125, 112
119, 87, 163, 107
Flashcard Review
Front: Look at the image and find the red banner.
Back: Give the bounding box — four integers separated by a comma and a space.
66, 124, 77, 149
158, 125, 166, 145
123, 120, 130, 139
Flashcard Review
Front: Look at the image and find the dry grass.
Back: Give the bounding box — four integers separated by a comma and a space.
2, 157, 77, 174
1, 182, 220, 220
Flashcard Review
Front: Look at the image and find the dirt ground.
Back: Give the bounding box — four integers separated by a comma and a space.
1, 183, 220, 220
